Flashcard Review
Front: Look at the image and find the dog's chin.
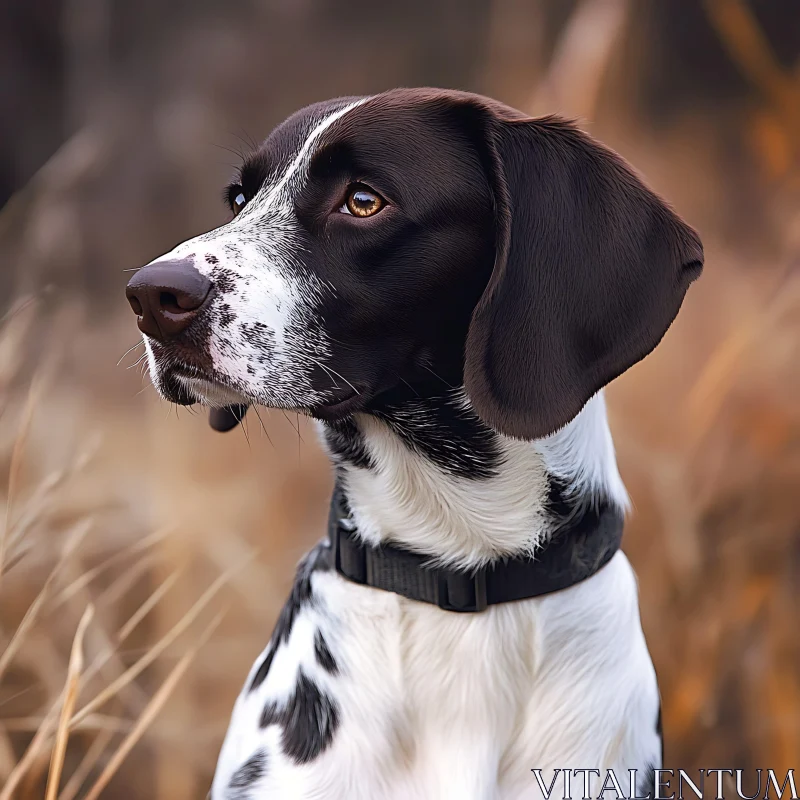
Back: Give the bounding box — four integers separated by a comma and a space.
173, 374, 251, 408
152, 365, 249, 408
155, 370, 200, 406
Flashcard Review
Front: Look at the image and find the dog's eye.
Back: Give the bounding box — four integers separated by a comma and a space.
232, 191, 247, 216
340, 185, 384, 218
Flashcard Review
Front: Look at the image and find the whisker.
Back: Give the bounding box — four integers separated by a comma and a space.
116, 341, 144, 367
232, 130, 257, 153
420, 363, 454, 388
126, 353, 149, 371
239, 414, 252, 449
399, 377, 421, 398
308, 358, 358, 395
252, 406, 274, 448
281, 410, 305, 448
212, 142, 245, 161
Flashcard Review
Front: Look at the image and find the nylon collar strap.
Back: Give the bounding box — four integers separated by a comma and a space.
328, 484, 624, 613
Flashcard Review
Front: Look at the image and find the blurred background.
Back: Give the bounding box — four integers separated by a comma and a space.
0, 0, 798, 796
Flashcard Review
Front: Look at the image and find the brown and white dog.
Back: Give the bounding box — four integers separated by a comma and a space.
126, 89, 702, 800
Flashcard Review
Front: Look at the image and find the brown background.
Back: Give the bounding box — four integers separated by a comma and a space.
0, 0, 798, 797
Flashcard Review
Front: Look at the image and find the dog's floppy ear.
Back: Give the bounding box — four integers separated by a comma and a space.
464, 107, 703, 440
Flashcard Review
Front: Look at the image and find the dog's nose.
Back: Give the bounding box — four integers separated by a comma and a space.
126, 258, 212, 341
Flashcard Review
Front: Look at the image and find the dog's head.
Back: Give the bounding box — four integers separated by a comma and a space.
126, 89, 702, 438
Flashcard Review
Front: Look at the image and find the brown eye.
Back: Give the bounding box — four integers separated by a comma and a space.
341, 185, 384, 218
232, 191, 247, 216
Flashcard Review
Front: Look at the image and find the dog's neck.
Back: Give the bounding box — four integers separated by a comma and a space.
319, 390, 628, 569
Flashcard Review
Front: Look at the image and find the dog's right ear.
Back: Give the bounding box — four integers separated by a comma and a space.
209, 405, 249, 432
461, 99, 703, 440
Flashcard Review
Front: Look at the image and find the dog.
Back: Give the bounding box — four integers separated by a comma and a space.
125, 88, 702, 799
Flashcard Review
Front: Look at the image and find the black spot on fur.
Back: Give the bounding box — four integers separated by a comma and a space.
249, 541, 332, 691
249, 649, 276, 693
281, 672, 339, 763
214, 269, 236, 293
227, 749, 267, 798
639, 764, 656, 799
258, 671, 339, 764
314, 630, 338, 674
546, 476, 574, 518
206, 253, 219, 265
217, 338, 235, 356
241, 321, 275, 355
323, 418, 372, 470
656, 702, 664, 766
259, 700, 282, 728
546, 475, 617, 537
373, 391, 502, 479
274, 541, 332, 643
323, 388, 503, 478
219, 303, 235, 328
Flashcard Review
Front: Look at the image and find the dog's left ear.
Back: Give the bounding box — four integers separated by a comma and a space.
464, 106, 703, 439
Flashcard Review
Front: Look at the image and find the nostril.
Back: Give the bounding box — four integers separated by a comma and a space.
158, 287, 210, 313
159, 291, 183, 314
128, 295, 143, 316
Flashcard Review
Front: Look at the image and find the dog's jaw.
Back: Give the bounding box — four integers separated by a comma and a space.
174, 375, 251, 408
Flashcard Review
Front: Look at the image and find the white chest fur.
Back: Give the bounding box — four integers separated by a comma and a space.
213, 551, 660, 800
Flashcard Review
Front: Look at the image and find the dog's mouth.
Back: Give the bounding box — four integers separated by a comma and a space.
158, 358, 366, 431
158, 367, 203, 406
166, 365, 248, 406
309, 386, 365, 421
207, 388, 362, 432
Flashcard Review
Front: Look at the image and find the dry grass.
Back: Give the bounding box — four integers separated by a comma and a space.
0, 298, 333, 797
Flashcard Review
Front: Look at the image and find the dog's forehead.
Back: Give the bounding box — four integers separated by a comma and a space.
240, 96, 366, 190
238, 89, 497, 192
320, 89, 470, 146
318, 87, 522, 138
306, 89, 496, 183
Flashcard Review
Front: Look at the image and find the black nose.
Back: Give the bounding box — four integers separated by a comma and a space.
126, 258, 212, 341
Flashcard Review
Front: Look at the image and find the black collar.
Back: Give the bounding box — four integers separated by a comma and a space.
328, 484, 624, 613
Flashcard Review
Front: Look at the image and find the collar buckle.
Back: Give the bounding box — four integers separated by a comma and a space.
436, 568, 487, 612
